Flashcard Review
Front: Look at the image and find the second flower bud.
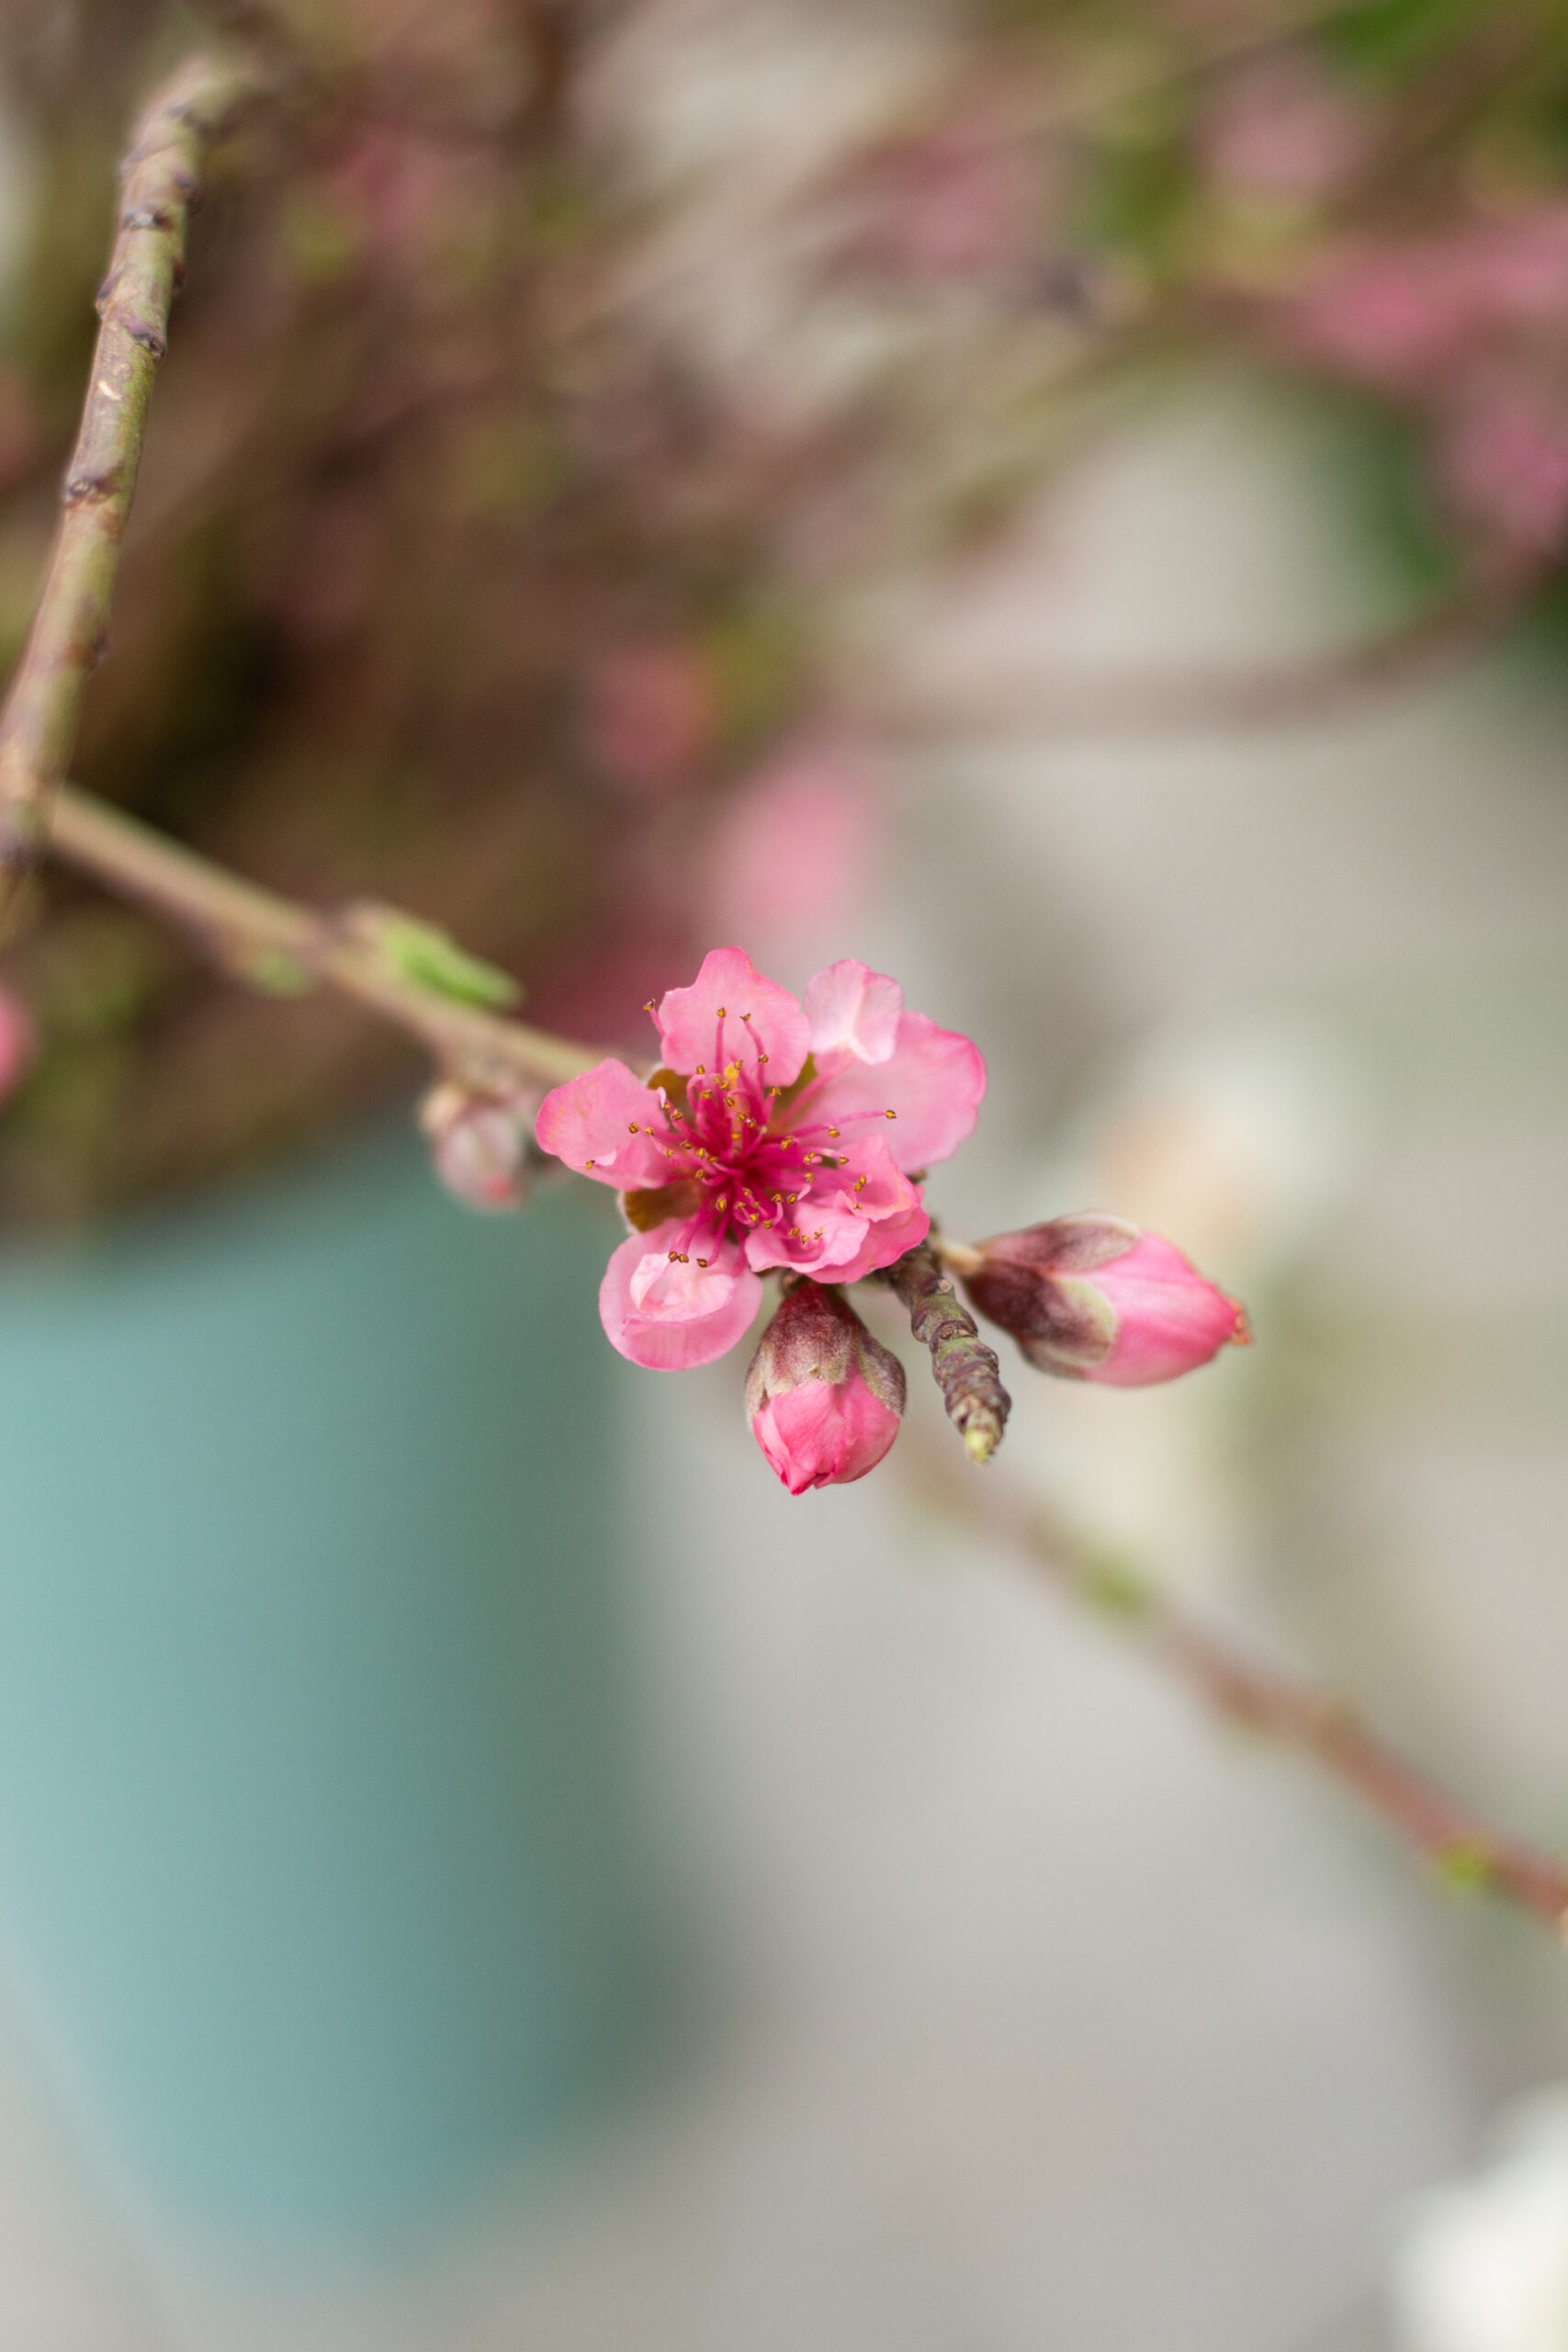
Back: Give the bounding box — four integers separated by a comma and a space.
744, 1280, 907, 1494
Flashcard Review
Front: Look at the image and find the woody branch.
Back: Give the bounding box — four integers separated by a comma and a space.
984, 1489, 1568, 1936
0, 49, 265, 909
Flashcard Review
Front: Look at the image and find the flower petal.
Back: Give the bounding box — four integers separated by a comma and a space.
752, 1380, 902, 1494
804, 959, 902, 1064
535, 1058, 674, 1188
802, 1011, 986, 1169
743, 1135, 929, 1283
599, 1219, 762, 1369
655, 947, 810, 1087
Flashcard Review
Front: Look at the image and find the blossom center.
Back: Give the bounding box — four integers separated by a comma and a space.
626, 1019, 895, 1264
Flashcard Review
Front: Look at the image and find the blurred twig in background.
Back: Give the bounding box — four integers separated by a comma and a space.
963, 1476, 1568, 1939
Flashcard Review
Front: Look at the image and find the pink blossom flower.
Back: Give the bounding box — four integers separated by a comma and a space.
1472, 202, 1568, 326
956, 1213, 1245, 1386
849, 109, 1038, 282
1200, 59, 1368, 203
1433, 379, 1568, 555
744, 1280, 906, 1493
1280, 240, 1485, 390
535, 946, 986, 1369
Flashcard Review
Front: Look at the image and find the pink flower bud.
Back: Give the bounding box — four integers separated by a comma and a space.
744, 1280, 906, 1494
419, 1082, 537, 1212
955, 1214, 1246, 1387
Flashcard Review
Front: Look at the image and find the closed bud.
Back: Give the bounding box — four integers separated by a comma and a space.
953, 1214, 1246, 1387
744, 1280, 907, 1494
419, 1081, 537, 1212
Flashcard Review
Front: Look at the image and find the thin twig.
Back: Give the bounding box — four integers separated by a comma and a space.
875, 577, 1523, 746
885, 1238, 1011, 1464
975, 1483, 1568, 1939
49, 784, 599, 1090
0, 51, 265, 909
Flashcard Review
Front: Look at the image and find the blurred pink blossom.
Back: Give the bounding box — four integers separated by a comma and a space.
1472, 202, 1568, 326
0, 989, 34, 1105
581, 639, 718, 793
420, 1081, 538, 1211
1280, 240, 1485, 390
848, 111, 1038, 281
1200, 59, 1368, 202
1434, 379, 1568, 554
326, 125, 478, 267
705, 736, 884, 965
1280, 201, 1568, 399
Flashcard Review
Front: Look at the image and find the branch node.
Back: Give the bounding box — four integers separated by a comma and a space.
62, 472, 118, 508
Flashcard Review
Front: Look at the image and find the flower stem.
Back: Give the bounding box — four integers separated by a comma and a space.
884, 1238, 1011, 1464
50, 784, 600, 1088
0, 50, 266, 911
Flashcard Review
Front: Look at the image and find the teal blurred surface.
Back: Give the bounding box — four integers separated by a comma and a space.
0, 1129, 651, 2241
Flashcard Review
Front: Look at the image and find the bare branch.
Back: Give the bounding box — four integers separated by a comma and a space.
972, 1482, 1568, 1940
0, 50, 266, 910
876, 577, 1524, 746
49, 785, 600, 1090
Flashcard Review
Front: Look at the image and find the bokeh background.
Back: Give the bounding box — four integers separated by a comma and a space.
0, 1, 1565, 2346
